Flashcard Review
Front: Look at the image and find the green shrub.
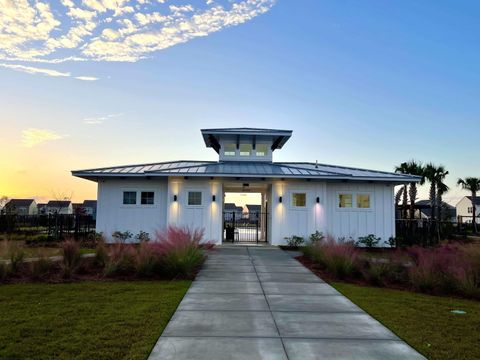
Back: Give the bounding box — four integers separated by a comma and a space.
135, 231, 150, 243
356, 234, 381, 248
94, 241, 108, 268
284, 235, 305, 247
309, 231, 324, 244
8, 245, 25, 274
111, 231, 133, 243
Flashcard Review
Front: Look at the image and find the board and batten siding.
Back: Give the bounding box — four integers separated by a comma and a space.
325, 182, 395, 245
166, 177, 223, 244
96, 178, 168, 242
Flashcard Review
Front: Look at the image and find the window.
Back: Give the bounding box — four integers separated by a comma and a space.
292, 193, 306, 207
239, 144, 252, 156
188, 191, 202, 206
224, 143, 236, 156
141, 191, 154, 205
338, 194, 353, 208
356, 194, 371, 208
468, 207, 473, 214
123, 191, 136, 205
256, 144, 268, 157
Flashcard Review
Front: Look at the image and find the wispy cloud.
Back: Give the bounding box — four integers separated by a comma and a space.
0, 63, 98, 80
21, 128, 68, 147
0, 0, 276, 76
83, 113, 124, 125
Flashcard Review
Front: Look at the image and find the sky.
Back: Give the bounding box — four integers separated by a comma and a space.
0, 0, 479, 205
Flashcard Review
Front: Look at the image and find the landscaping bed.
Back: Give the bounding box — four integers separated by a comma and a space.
0, 281, 190, 359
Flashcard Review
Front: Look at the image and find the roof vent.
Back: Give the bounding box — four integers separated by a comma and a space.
315, 160, 318, 169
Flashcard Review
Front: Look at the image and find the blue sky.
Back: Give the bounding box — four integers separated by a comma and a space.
0, 0, 479, 203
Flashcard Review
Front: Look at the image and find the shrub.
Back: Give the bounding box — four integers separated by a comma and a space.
387, 237, 396, 248
135, 231, 150, 243
356, 234, 381, 248
61, 239, 81, 278
105, 244, 137, 276
94, 240, 109, 268
112, 231, 133, 243
136, 242, 161, 277
150, 226, 206, 278
8, 244, 25, 274
309, 231, 324, 244
0, 262, 7, 281
284, 235, 305, 247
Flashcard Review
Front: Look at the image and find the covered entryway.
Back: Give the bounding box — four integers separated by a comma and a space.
223, 182, 270, 244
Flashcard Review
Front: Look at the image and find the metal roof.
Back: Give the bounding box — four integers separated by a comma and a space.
201, 128, 292, 152
72, 160, 421, 183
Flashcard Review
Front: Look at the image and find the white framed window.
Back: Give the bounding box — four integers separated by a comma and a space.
292, 193, 306, 207
224, 143, 236, 156
187, 191, 202, 206
141, 191, 154, 205
239, 144, 252, 156
123, 191, 136, 205
256, 144, 268, 157
356, 194, 371, 208
338, 193, 353, 208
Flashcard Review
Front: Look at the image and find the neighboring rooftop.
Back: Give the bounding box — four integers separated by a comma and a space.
72, 160, 421, 183
47, 200, 72, 207
6, 199, 35, 207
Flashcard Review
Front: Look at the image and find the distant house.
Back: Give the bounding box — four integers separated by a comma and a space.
224, 203, 243, 221
72, 203, 85, 215
82, 200, 97, 219
415, 200, 456, 222
46, 200, 73, 215
37, 203, 48, 214
246, 204, 261, 222
5, 199, 38, 215
456, 196, 480, 223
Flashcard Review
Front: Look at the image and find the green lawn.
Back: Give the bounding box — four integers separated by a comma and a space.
0, 281, 190, 359
333, 282, 480, 360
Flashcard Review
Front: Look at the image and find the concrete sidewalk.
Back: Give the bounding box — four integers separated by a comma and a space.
149, 246, 424, 360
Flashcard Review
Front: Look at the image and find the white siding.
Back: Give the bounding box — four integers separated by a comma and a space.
166, 177, 223, 245
456, 197, 479, 223
97, 178, 168, 242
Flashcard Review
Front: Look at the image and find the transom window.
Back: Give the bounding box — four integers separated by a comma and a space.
188, 191, 202, 206
141, 191, 154, 205
239, 144, 252, 156
123, 191, 136, 205
338, 194, 353, 208
292, 193, 306, 207
224, 143, 236, 156
356, 194, 371, 208
256, 144, 268, 157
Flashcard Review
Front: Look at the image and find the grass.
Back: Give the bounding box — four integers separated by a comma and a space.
0, 281, 190, 359
332, 282, 480, 360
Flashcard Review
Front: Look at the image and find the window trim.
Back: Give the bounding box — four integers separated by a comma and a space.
140, 191, 155, 205
336, 191, 374, 211
122, 191, 137, 205
223, 143, 236, 156
186, 190, 203, 207
291, 192, 307, 208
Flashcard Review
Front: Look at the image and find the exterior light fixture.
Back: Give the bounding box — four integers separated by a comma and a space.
279, 196, 283, 203
316, 196, 320, 203
173, 195, 177, 202
212, 195, 216, 202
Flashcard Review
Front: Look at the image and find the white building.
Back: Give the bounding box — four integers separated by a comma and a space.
456, 196, 480, 223
46, 200, 73, 215
72, 128, 420, 245
5, 199, 38, 215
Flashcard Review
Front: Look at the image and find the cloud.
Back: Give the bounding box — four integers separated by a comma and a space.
21, 128, 68, 147
0, 0, 276, 73
83, 113, 124, 125
0, 63, 99, 80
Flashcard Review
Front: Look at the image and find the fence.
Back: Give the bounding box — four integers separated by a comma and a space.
395, 219, 470, 246
223, 211, 268, 243
0, 214, 96, 239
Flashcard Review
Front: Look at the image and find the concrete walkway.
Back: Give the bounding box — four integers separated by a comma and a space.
149, 246, 424, 360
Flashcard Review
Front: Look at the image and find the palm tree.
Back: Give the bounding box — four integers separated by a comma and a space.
395, 162, 410, 219
424, 163, 438, 221
457, 177, 480, 233
435, 168, 449, 221
403, 161, 425, 220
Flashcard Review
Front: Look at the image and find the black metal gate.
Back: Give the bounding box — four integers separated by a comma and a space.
223, 211, 268, 243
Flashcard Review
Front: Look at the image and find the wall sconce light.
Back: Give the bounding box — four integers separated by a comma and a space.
173, 195, 177, 202
279, 196, 283, 203
212, 195, 216, 202
316, 196, 320, 203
